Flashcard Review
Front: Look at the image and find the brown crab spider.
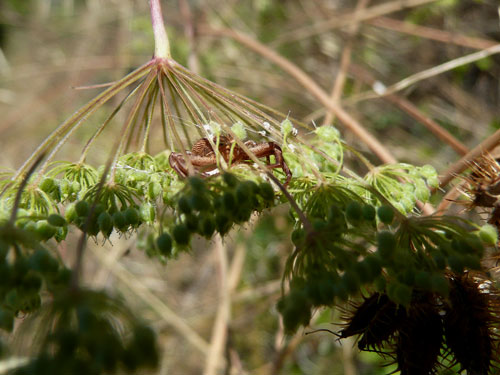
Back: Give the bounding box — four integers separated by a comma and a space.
168, 134, 292, 186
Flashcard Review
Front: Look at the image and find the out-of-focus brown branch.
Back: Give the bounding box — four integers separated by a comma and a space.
439, 129, 500, 189
367, 17, 499, 50
201, 26, 398, 165
347, 64, 469, 156
323, 0, 371, 126
271, 0, 439, 45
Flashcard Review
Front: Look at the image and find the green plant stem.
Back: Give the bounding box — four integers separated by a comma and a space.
149, 0, 171, 59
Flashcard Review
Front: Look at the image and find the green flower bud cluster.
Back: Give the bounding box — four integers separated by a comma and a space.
13, 291, 158, 375
365, 163, 439, 213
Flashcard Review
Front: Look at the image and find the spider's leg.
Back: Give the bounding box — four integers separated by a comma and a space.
169, 152, 190, 178
267, 144, 292, 186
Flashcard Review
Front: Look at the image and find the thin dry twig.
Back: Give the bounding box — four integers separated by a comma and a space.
272, 0, 440, 45
204, 235, 230, 375
439, 128, 500, 189
323, 0, 371, 126
346, 64, 469, 156
353, 43, 500, 101
367, 16, 499, 50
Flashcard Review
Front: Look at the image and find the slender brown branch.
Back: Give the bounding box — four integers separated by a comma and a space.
271, 0, 439, 45
202, 26, 398, 165
386, 95, 468, 156
347, 64, 469, 156
367, 17, 499, 50
323, 0, 371, 126
439, 129, 500, 189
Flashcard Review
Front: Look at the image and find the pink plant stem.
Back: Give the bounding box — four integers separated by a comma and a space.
149, 0, 170, 58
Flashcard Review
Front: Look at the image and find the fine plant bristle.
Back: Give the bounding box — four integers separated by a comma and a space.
443, 273, 500, 374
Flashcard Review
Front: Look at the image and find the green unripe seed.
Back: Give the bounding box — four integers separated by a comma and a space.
377, 205, 394, 224
345, 201, 363, 222
156, 233, 172, 256
98, 212, 113, 234
140, 203, 155, 223
223, 173, 238, 187
236, 182, 255, 202
75, 200, 90, 217
258, 182, 275, 201
71, 181, 81, 194
148, 181, 162, 200
199, 216, 216, 238
112, 211, 127, 231
36, 220, 57, 240
420, 164, 437, 179
188, 176, 206, 192
377, 231, 397, 259
47, 213, 66, 227
64, 203, 77, 223
39, 178, 55, 193
234, 205, 252, 223
415, 185, 430, 203
124, 207, 140, 226
479, 224, 498, 245
177, 196, 191, 215
362, 204, 376, 221
173, 224, 190, 245
189, 193, 211, 211
222, 192, 236, 211
215, 213, 231, 236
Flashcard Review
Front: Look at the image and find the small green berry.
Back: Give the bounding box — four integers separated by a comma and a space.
156, 233, 172, 256
479, 224, 498, 245
98, 212, 113, 235
124, 207, 140, 226
75, 200, 90, 217
112, 211, 127, 231
47, 213, 66, 227
377, 205, 394, 224
177, 196, 191, 215
258, 182, 275, 201
172, 224, 190, 245
377, 231, 397, 259
222, 173, 238, 187
345, 201, 363, 222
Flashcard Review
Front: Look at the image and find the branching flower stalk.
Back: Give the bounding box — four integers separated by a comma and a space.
0, 3, 499, 374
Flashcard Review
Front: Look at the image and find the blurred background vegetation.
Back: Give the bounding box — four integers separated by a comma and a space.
0, 0, 499, 374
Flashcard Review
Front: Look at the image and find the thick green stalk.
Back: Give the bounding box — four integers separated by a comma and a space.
149, 0, 171, 59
